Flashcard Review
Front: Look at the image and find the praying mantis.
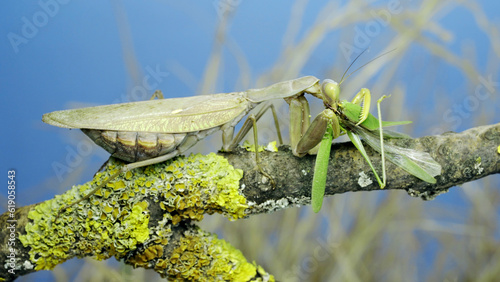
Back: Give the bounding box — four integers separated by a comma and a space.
43, 77, 322, 214
43, 73, 441, 215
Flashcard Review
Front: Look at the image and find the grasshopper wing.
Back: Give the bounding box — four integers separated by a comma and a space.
349, 123, 442, 183
42, 92, 250, 133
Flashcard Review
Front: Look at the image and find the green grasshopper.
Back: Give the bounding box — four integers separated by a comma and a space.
296, 80, 442, 212
43, 77, 324, 214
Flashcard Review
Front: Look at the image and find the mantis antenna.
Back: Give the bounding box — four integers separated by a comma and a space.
339, 48, 398, 85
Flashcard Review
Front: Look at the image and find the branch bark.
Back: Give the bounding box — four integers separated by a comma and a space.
1, 123, 498, 281
225, 123, 500, 214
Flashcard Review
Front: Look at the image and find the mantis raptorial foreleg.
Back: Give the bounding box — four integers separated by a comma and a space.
294, 109, 333, 157
289, 96, 311, 156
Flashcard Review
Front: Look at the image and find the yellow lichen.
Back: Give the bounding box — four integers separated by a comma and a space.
242, 140, 265, 152
148, 153, 248, 222
242, 140, 278, 153
19, 169, 153, 270
155, 228, 274, 281
128, 245, 164, 268
19, 153, 252, 277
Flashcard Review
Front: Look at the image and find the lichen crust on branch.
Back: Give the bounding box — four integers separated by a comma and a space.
18, 153, 268, 280
126, 227, 274, 280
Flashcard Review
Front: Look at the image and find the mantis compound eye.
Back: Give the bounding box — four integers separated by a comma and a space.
321, 79, 340, 105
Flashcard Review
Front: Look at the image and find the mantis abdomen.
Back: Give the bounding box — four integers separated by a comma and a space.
81, 127, 220, 162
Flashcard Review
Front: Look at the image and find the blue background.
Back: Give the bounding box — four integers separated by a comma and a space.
1, 1, 499, 281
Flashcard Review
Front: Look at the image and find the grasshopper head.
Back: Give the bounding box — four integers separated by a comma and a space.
321, 79, 340, 108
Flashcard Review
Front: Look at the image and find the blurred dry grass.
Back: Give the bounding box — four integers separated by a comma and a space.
48, 0, 500, 281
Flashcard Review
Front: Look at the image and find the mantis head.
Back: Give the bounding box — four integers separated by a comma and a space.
321, 79, 340, 109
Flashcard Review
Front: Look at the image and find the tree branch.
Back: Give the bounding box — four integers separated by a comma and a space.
227, 123, 499, 214
1, 123, 498, 281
